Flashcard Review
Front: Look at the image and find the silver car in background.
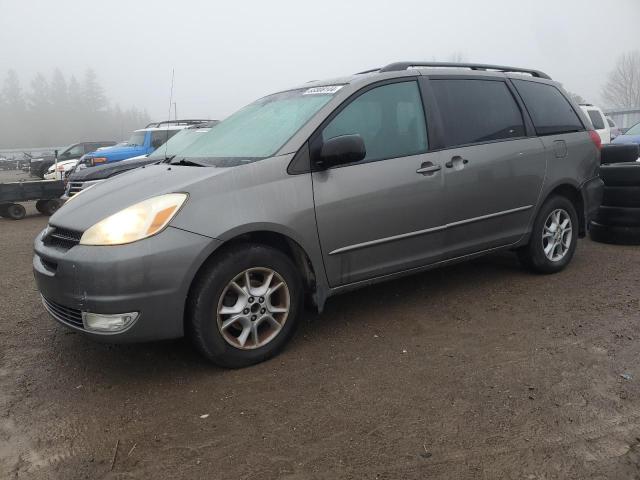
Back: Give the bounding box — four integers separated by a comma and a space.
34, 62, 603, 367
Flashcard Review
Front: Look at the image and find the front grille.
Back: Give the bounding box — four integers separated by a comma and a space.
44, 227, 83, 250
42, 296, 84, 329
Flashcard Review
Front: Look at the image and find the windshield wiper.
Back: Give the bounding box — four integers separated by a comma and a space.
170, 158, 208, 167
162, 154, 176, 164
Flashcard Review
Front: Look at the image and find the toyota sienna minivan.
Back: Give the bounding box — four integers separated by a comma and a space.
34, 62, 603, 368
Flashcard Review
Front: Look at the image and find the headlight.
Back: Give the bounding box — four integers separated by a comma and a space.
80, 193, 187, 246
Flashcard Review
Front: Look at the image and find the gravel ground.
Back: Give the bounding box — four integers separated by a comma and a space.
1, 176, 640, 479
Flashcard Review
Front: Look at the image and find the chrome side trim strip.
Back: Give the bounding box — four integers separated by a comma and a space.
328, 205, 533, 255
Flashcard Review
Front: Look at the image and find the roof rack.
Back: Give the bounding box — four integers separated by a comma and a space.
144, 119, 211, 128
360, 62, 551, 79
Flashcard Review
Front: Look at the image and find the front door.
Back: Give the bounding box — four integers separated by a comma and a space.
312, 80, 448, 287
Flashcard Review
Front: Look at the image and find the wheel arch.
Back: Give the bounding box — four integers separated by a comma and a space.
539, 181, 586, 236
184, 227, 326, 334
548, 183, 586, 236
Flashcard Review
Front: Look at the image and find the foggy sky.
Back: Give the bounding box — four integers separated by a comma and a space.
1, 0, 639, 123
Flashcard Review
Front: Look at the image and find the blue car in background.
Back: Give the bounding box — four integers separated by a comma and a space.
80, 120, 210, 167
612, 122, 640, 160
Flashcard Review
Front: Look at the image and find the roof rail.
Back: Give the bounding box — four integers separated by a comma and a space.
374, 62, 551, 79
144, 119, 211, 128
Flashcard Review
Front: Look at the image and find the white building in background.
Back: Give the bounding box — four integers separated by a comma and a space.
605, 108, 640, 129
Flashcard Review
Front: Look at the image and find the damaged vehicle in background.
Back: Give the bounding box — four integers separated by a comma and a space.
64, 121, 218, 199
34, 62, 602, 368
29, 141, 116, 178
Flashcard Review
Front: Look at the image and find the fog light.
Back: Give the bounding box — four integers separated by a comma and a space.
82, 311, 139, 332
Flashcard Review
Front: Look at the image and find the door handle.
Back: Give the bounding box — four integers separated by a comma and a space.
416, 162, 442, 175
445, 156, 469, 169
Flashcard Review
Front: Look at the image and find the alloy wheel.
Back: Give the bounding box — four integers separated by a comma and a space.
216, 267, 290, 350
542, 208, 572, 262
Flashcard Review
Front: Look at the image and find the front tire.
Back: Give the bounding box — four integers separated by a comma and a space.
187, 244, 303, 368
518, 195, 578, 274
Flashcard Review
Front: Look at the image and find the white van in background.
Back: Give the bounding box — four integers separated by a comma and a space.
580, 104, 611, 145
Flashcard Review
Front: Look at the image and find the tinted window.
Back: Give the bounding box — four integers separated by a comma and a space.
322, 81, 427, 162
431, 79, 525, 148
587, 110, 605, 129
512, 80, 583, 135
151, 130, 179, 149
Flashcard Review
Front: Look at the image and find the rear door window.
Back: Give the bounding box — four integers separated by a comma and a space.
322, 81, 428, 162
587, 110, 605, 130
512, 80, 583, 136
430, 79, 525, 148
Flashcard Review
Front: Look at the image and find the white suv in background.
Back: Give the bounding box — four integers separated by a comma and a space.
580, 104, 611, 144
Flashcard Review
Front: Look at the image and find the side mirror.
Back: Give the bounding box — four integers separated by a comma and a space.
316, 134, 366, 170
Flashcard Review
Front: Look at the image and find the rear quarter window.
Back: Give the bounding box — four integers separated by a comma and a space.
586, 110, 605, 130
512, 80, 584, 136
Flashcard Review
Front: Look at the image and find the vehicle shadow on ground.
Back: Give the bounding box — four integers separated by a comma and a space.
44, 250, 527, 382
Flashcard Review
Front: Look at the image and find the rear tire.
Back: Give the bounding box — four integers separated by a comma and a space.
595, 206, 640, 227
600, 163, 640, 187
518, 195, 578, 274
602, 186, 640, 208
187, 244, 303, 368
38, 199, 63, 216
589, 221, 640, 245
5, 203, 26, 220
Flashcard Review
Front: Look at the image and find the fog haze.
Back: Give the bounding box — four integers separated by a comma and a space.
2, 0, 639, 121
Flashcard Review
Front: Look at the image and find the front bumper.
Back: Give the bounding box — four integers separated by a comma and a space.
34, 226, 220, 342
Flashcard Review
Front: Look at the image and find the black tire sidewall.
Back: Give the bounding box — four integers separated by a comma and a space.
41, 199, 61, 216
523, 196, 578, 273
188, 244, 303, 368
7, 204, 26, 220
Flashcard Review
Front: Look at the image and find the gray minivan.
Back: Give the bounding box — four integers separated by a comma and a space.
34, 62, 603, 367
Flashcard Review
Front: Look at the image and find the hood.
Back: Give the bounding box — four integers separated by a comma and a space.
69, 156, 158, 181
612, 134, 640, 145
86, 144, 145, 160
51, 163, 231, 232
46, 159, 77, 172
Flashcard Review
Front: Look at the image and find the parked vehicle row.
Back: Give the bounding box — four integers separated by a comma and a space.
34, 61, 603, 368
74, 120, 211, 170
64, 121, 218, 198
29, 141, 116, 179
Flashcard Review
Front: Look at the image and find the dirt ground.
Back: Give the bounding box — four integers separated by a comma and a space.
1, 186, 640, 479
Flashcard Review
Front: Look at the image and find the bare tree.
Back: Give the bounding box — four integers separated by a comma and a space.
566, 90, 586, 105
602, 50, 640, 109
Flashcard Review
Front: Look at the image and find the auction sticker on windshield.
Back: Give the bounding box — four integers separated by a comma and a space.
303, 85, 344, 95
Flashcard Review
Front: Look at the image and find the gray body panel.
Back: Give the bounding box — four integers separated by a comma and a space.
312, 151, 447, 286
33, 66, 602, 343
441, 137, 546, 257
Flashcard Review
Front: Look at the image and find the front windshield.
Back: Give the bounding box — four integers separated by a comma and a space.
625, 122, 640, 136
147, 127, 212, 160
127, 131, 146, 146
57, 144, 73, 156
177, 86, 342, 165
